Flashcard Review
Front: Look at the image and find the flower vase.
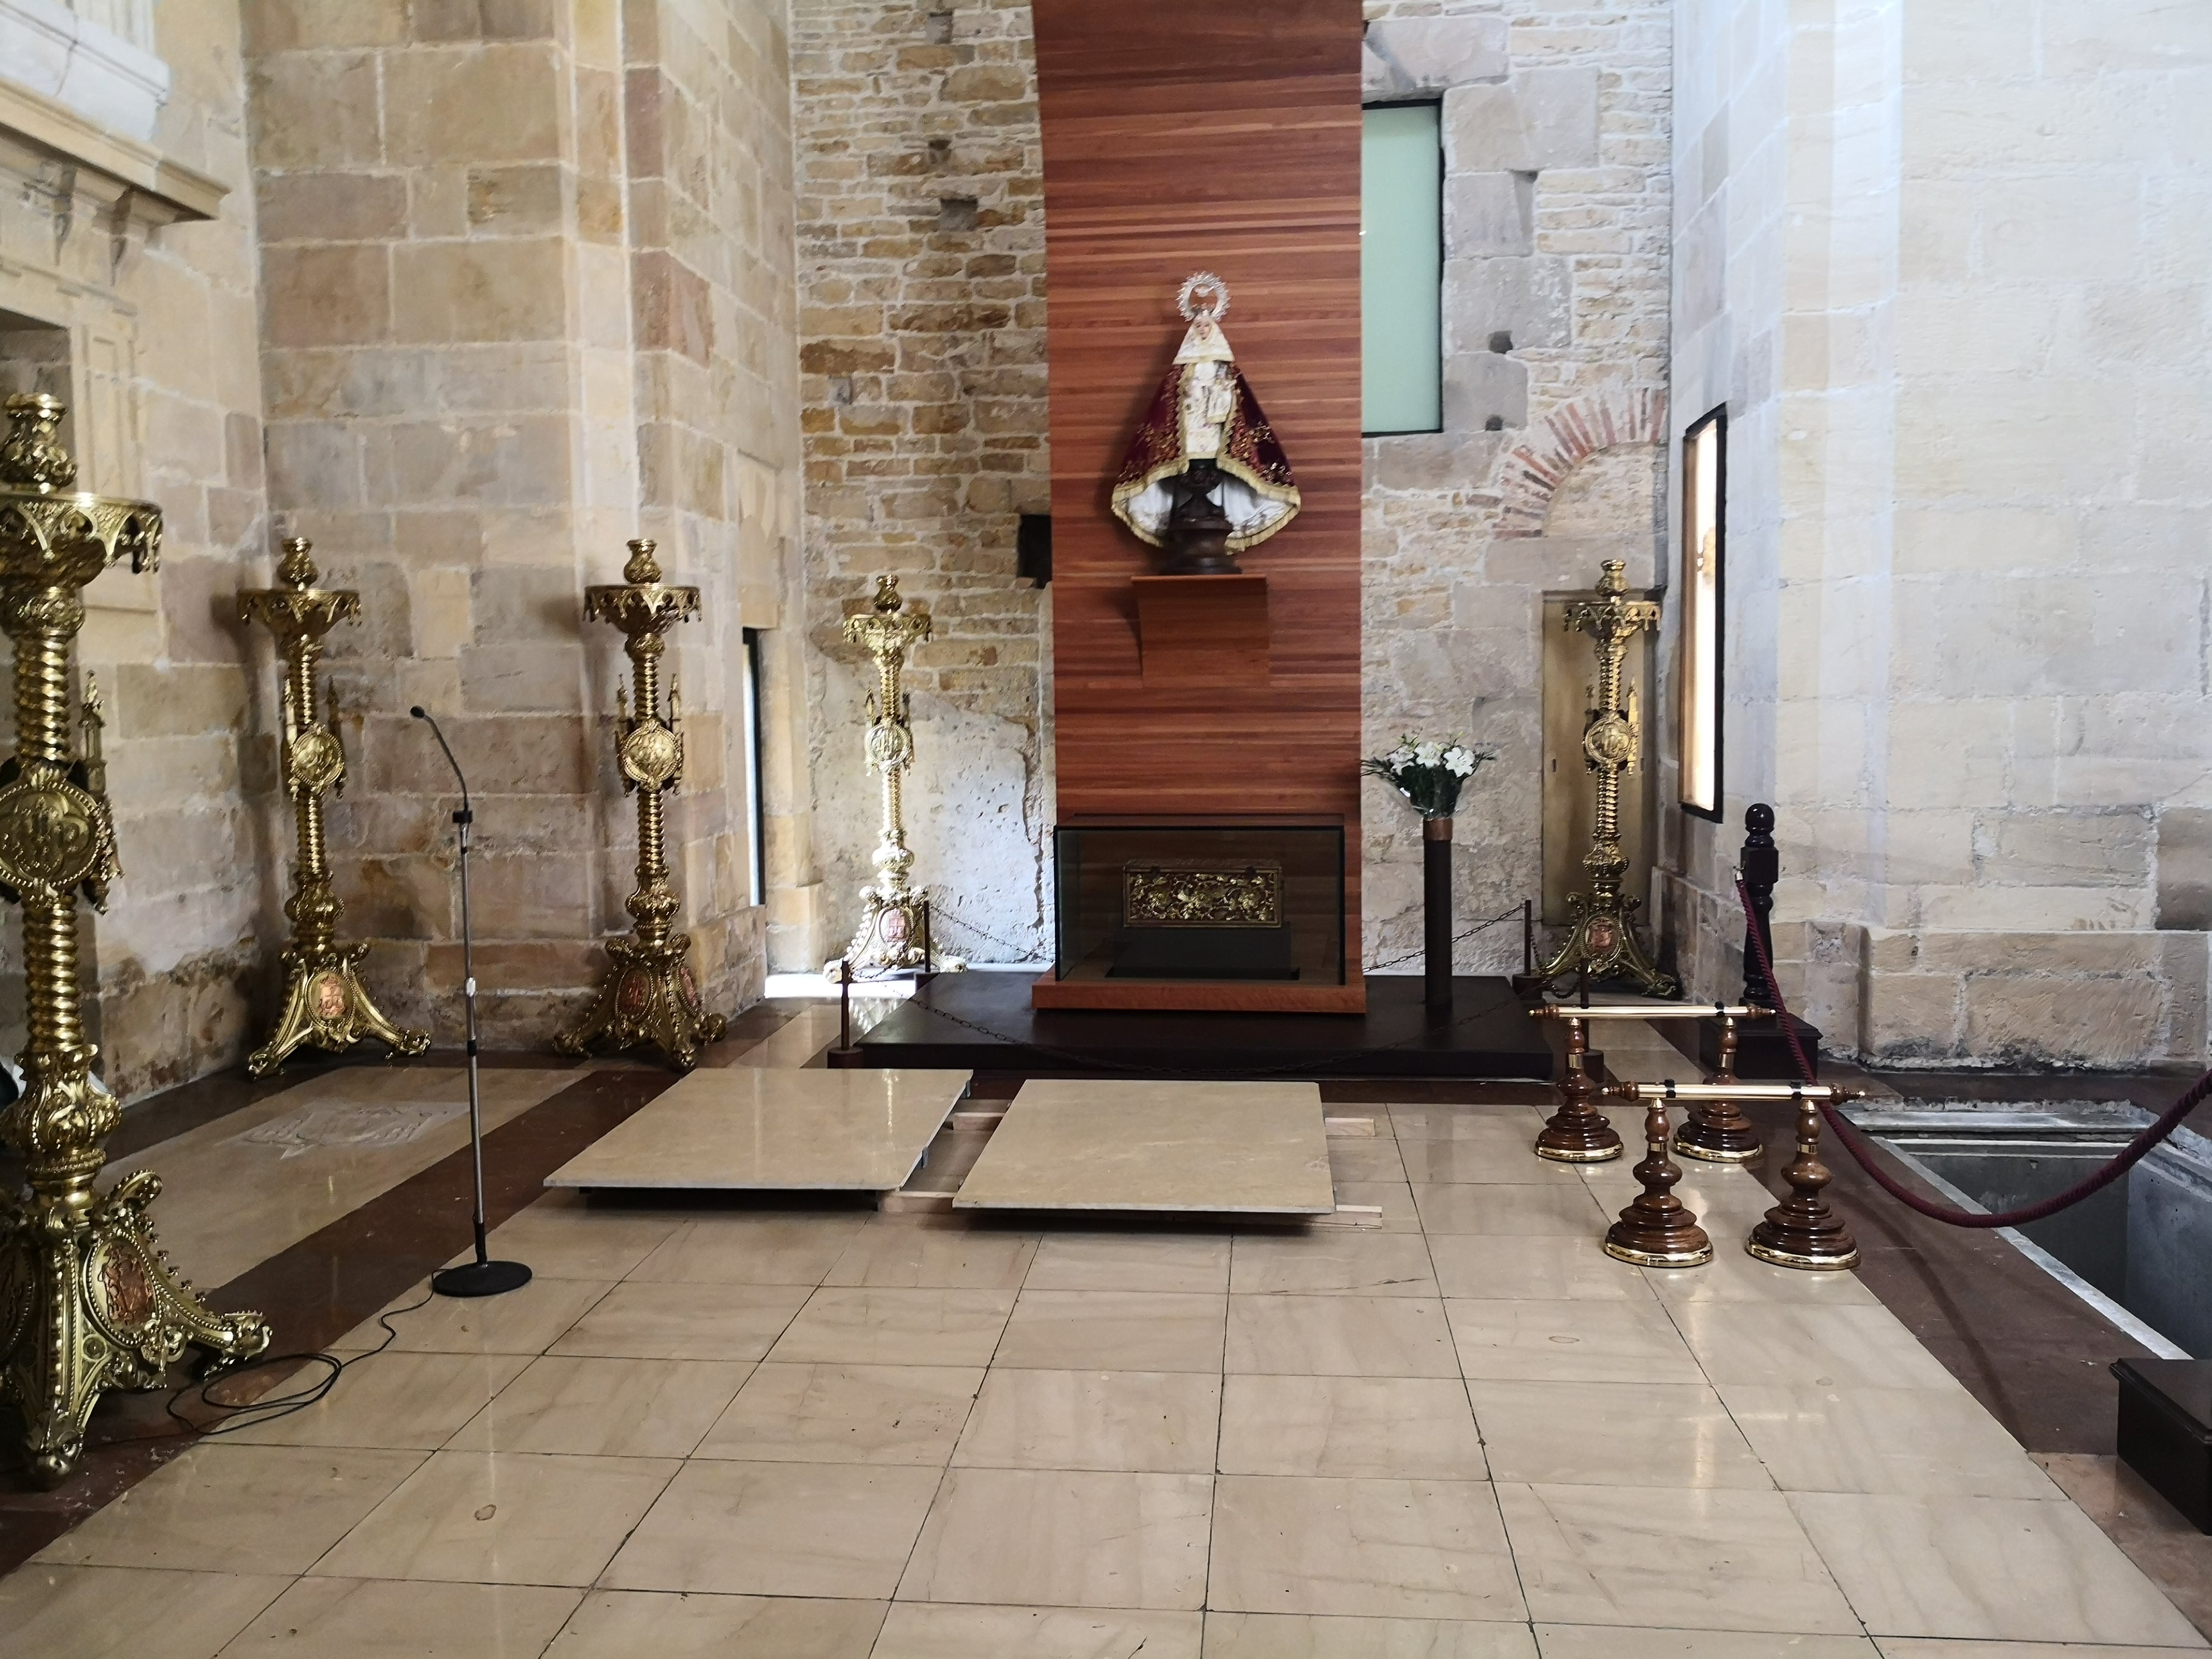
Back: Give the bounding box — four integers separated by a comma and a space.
1424, 816, 1453, 1012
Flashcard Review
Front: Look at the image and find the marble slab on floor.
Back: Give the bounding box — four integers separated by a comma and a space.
953, 1080, 1336, 1216
543, 1068, 973, 1192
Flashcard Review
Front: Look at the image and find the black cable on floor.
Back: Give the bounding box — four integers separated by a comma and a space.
166, 1286, 436, 1439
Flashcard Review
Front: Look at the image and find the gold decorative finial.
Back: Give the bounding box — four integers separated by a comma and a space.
277, 536, 319, 591
871, 574, 903, 614
623, 537, 662, 585
0, 393, 77, 493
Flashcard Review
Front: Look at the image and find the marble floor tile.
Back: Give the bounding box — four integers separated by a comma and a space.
873, 1602, 1205, 1658
35, 1444, 425, 1574
549, 1280, 810, 1361
625, 1214, 871, 1286
1720, 1385, 2056, 1499
1216, 1374, 1486, 1479
1788, 1491, 2208, 1646
765, 1287, 1016, 1366
1205, 1613, 1539, 1657
1229, 1233, 1439, 1297
992, 1289, 1228, 1371
310, 1449, 678, 1587
1024, 1231, 1233, 1293
1389, 1104, 1547, 1141
1467, 1379, 1771, 1488
1400, 1133, 1583, 1184
1325, 1179, 1424, 1233
448, 1356, 751, 1457
604, 1458, 944, 1598
954, 1080, 1333, 1216
954, 1369, 1221, 1473
1675, 1304, 1961, 1391
899, 1466, 1212, 1609
0, 1564, 290, 1659
333, 1276, 613, 1357
1328, 1138, 1410, 1185
1429, 1234, 1655, 1302
220, 1350, 531, 1449
2035, 1452, 2212, 1639
544, 1066, 970, 1191
1445, 1298, 1702, 1385
542, 1590, 886, 1659
222, 1577, 582, 1657
1225, 1294, 1459, 1377
1495, 1482, 1859, 1634
1411, 1183, 1611, 1236
476, 1192, 683, 1280
1637, 1245, 1879, 1306
824, 1219, 1039, 1288
697, 1361, 984, 1464
1536, 1627, 1877, 1658
1873, 1645, 2211, 1659
1208, 1474, 1524, 1621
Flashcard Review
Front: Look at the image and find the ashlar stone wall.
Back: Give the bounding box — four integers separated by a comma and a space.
789, 0, 1049, 971
1662, 0, 2212, 1068
0, 0, 273, 1097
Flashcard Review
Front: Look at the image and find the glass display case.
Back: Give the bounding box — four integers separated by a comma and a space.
1051, 822, 1347, 987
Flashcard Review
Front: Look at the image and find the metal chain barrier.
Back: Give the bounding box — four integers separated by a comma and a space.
1735, 874, 2212, 1229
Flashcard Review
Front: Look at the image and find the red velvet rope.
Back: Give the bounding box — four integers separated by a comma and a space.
1734, 876, 2212, 1229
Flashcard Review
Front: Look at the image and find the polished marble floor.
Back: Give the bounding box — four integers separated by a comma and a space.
2, 1068, 2204, 1658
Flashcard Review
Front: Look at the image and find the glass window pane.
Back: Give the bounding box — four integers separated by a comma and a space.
1362, 103, 1443, 436
1679, 409, 1724, 817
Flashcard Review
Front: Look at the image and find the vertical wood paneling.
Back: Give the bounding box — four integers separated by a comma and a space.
1034, 0, 1365, 999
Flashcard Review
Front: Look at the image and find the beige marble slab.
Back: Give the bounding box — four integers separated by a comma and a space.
954, 1080, 1334, 1215
1205, 1613, 1538, 1657
228, 1579, 583, 1659
0, 1564, 292, 1659
545, 1068, 971, 1191
545, 1590, 887, 1659
108, 1066, 574, 1289
874, 1602, 1203, 1658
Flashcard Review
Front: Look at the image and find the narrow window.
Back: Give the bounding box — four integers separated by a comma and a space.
1678, 406, 1725, 818
1361, 102, 1443, 436
741, 627, 767, 908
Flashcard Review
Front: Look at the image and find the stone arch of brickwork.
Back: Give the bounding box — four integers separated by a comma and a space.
1494, 386, 1668, 537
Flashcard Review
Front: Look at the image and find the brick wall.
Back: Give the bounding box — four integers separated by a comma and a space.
790, 0, 1050, 968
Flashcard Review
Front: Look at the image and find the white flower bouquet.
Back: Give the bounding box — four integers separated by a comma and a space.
1362, 734, 1495, 821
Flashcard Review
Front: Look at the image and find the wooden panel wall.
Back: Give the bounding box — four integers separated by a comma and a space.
1034, 0, 1365, 926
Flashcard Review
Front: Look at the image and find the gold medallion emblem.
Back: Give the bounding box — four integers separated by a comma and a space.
619, 719, 682, 790
0, 775, 108, 894
287, 725, 346, 795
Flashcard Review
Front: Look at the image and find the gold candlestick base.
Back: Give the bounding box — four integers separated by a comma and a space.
0, 394, 268, 1485
555, 539, 725, 1071
248, 945, 433, 1078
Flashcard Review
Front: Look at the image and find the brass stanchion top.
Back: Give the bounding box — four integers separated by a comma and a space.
0, 394, 161, 576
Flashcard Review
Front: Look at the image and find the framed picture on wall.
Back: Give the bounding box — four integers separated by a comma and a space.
1678, 405, 1725, 819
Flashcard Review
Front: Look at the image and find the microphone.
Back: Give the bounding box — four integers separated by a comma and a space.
410, 706, 470, 822
413, 705, 530, 1299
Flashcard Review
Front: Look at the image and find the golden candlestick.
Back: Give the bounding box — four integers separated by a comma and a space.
835, 576, 963, 976
240, 538, 430, 1076
0, 394, 268, 1485
1537, 559, 1677, 995
555, 539, 726, 1069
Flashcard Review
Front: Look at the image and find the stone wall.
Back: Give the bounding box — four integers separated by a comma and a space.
1360, 0, 1673, 974
789, 0, 1049, 970
0, 0, 270, 1098
245, 0, 802, 1045
1661, 0, 2212, 1068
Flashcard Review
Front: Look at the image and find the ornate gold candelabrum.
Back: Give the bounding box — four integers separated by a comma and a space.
0, 394, 268, 1485
240, 539, 429, 1076
1538, 558, 1676, 996
836, 576, 963, 976
556, 539, 725, 1070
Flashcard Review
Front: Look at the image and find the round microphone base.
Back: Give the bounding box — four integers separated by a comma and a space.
431, 1258, 533, 1299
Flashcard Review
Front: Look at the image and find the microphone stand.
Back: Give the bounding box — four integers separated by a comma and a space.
414, 706, 532, 1298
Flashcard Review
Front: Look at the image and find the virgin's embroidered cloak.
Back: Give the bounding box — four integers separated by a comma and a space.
1109, 316, 1301, 553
